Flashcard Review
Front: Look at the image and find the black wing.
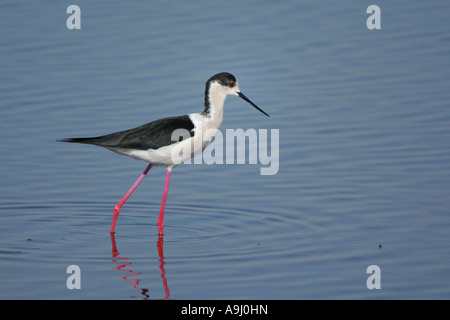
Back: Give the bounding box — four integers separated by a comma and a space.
60, 115, 195, 150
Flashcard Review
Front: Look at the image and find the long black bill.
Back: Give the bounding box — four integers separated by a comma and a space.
237, 92, 270, 117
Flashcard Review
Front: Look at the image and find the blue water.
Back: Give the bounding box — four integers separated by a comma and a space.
1, 0, 450, 299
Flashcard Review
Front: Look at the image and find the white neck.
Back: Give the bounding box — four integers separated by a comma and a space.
203, 81, 229, 124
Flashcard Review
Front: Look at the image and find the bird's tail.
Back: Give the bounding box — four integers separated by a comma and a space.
58, 137, 101, 144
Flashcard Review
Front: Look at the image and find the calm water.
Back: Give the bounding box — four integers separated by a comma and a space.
1, 0, 450, 299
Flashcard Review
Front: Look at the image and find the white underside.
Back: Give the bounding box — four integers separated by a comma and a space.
106, 112, 224, 169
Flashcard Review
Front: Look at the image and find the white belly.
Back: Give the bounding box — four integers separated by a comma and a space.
107, 112, 223, 168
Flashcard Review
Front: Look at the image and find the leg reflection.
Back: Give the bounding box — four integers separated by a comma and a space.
110, 233, 170, 300
157, 235, 170, 299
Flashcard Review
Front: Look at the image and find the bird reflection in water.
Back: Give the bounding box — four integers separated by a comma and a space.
110, 233, 170, 299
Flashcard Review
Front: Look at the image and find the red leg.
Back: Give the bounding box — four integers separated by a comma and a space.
157, 168, 172, 235
110, 164, 152, 233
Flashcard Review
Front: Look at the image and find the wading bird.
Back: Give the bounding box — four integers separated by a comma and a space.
61, 72, 269, 235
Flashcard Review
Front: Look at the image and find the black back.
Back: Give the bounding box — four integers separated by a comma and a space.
61, 115, 195, 150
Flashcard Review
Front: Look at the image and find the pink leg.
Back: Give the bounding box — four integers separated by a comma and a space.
157, 168, 172, 236
110, 164, 152, 233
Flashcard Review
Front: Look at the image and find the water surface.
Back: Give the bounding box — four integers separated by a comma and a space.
1, 0, 450, 299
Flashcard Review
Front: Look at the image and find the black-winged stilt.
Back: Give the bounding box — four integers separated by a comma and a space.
61, 72, 269, 235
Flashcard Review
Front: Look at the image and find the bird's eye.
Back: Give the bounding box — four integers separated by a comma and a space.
228, 82, 235, 87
